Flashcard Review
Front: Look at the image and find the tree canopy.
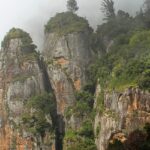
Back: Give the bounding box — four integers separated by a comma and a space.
45, 12, 91, 34
101, 0, 115, 21
67, 0, 79, 13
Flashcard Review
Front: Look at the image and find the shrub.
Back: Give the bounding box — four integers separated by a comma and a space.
45, 12, 92, 35
79, 120, 94, 138
1, 28, 36, 51
21, 92, 55, 136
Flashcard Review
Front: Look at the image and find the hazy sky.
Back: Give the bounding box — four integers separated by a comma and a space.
0, 0, 144, 49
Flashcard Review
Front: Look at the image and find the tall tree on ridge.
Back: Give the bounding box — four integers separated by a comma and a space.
101, 0, 115, 21
67, 0, 79, 13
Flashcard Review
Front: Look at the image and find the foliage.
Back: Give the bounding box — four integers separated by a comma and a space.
1, 28, 36, 50
27, 92, 55, 114
129, 30, 150, 46
96, 126, 100, 137
64, 89, 96, 150
65, 90, 94, 118
69, 91, 94, 118
75, 91, 94, 107
45, 12, 92, 35
67, 0, 79, 13
65, 135, 96, 150
101, 0, 115, 21
21, 92, 55, 136
64, 127, 96, 150
91, 29, 150, 91
97, 90, 105, 114
78, 120, 94, 138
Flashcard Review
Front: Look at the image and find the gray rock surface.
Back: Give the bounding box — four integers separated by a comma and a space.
43, 32, 92, 115
94, 84, 150, 150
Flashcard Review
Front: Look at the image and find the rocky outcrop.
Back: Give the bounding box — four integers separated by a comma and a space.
43, 30, 92, 149
43, 32, 91, 115
94, 85, 150, 150
0, 38, 55, 150
0, 23, 92, 149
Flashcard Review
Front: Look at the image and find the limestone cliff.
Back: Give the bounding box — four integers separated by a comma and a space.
0, 29, 56, 150
43, 31, 92, 149
0, 11, 150, 150
43, 31, 91, 115
94, 84, 150, 150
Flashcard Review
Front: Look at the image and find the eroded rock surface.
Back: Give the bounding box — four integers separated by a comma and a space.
0, 38, 55, 150
43, 32, 92, 115
94, 85, 150, 150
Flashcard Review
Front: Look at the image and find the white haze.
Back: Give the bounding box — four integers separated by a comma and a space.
0, 0, 144, 50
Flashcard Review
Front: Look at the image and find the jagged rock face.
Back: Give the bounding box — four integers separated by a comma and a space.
1, 39, 45, 122
43, 32, 91, 115
0, 38, 54, 150
94, 85, 150, 150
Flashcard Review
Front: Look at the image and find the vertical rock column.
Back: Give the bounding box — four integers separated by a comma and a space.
43, 30, 92, 150
0, 29, 55, 150
43, 32, 91, 115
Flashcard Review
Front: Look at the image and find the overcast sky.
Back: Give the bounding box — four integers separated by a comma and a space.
0, 0, 144, 50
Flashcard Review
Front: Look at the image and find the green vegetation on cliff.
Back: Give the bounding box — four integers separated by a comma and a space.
21, 92, 55, 137
64, 88, 96, 150
89, 2, 150, 91
1, 28, 37, 51
45, 12, 92, 35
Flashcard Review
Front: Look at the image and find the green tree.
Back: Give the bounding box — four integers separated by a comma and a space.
101, 0, 115, 21
67, 0, 79, 13
143, 0, 150, 28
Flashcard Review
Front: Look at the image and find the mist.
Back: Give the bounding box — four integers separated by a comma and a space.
0, 0, 144, 50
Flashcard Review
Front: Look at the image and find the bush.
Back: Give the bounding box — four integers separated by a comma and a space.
64, 132, 96, 150
27, 92, 55, 114
21, 92, 55, 136
75, 91, 94, 108
91, 29, 150, 91
138, 69, 150, 91
1, 28, 36, 51
79, 120, 94, 138
45, 12, 92, 35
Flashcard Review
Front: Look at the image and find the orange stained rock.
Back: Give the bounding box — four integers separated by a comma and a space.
21, 62, 29, 70
0, 124, 33, 150
58, 99, 66, 114
56, 58, 69, 65
74, 79, 81, 91
110, 132, 127, 144
132, 98, 138, 110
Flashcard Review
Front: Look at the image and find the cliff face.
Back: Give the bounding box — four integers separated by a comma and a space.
94, 84, 150, 150
0, 38, 55, 150
0, 23, 92, 149
0, 14, 150, 150
43, 31, 92, 149
43, 32, 91, 115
